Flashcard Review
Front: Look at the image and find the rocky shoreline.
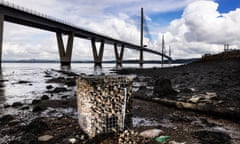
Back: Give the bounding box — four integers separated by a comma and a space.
0, 58, 239, 143
117, 59, 240, 121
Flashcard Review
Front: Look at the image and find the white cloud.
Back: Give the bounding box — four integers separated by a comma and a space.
159, 0, 240, 59
1, 0, 240, 61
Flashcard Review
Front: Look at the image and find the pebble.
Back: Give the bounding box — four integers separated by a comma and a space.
168, 141, 186, 144
38, 135, 53, 142
69, 138, 77, 143
139, 129, 164, 138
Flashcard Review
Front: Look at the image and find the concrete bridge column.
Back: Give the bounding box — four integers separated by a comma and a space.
91, 38, 104, 67
114, 43, 124, 67
56, 32, 74, 66
0, 14, 4, 68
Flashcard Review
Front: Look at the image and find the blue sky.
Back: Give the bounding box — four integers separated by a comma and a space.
217, 0, 240, 13
1, 0, 240, 60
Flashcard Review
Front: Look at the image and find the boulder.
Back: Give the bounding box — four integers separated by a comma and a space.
41, 95, 49, 100
0, 114, 14, 124
153, 78, 178, 97
32, 99, 40, 105
25, 118, 49, 134
139, 129, 164, 138
32, 105, 46, 112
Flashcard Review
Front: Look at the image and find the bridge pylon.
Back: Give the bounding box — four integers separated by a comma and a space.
139, 7, 144, 67
114, 43, 124, 67
56, 32, 74, 67
91, 38, 104, 67
0, 14, 4, 68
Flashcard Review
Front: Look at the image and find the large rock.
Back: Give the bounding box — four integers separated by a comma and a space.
139, 129, 164, 138
0, 114, 14, 124
25, 118, 49, 134
12, 102, 23, 107
153, 78, 178, 97
41, 95, 49, 100
32, 105, 46, 112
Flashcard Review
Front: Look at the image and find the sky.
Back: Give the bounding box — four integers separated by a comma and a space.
1, 0, 240, 60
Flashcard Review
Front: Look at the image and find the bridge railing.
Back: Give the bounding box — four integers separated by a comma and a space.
0, 0, 79, 28
0, 0, 113, 39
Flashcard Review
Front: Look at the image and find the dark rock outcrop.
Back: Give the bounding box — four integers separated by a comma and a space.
153, 78, 178, 97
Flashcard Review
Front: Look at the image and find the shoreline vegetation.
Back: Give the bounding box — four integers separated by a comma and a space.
0, 50, 239, 143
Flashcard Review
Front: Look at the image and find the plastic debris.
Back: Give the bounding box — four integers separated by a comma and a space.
155, 135, 170, 143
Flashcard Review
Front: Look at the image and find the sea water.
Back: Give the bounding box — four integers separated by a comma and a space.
0, 63, 176, 107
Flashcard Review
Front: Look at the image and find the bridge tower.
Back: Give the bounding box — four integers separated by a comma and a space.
139, 8, 144, 67
0, 14, 4, 68
161, 35, 165, 67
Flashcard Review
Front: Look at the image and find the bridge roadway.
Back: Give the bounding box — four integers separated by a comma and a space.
0, 2, 171, 67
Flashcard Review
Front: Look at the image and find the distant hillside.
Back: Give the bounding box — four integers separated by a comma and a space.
202, 50, 240, 61
2, 59, 199, 64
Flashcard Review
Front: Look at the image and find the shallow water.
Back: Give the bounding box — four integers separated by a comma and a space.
0, 63, 174, 106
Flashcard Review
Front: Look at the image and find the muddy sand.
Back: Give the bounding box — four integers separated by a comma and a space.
0, 58, 239, 144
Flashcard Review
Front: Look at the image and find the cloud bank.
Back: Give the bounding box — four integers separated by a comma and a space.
1, 0, 240, 60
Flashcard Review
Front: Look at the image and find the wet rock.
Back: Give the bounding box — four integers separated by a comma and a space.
168, 141, 186, 144
32, 99, 40, 105
180, 88, 194, 93
49, 87, 68, 93
65, 78, 76, 86
32, 105, 46, 112
0, 114, 14, 124
25, 118, 49, 134
9, 140, 24, 144
139, 129, 164, 138
8, 119, 21, 126
11, 102, 23, 107
21, 133, 38, 144
153, 78, 178, 97
17, 80, 31, 84
61, 95, 68, 99
46, 85, 53, 89
38, 135, 53, 142
41, 95, 49, 100
68, 138, 77, 143
3, 104, 10, 108
193, 130, 230, 144
19, 105, 29, 110
189, 97, 201, 103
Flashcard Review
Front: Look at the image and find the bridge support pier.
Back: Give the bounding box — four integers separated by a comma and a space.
114, 43, 124, 67
0, 14, 4, 68
139, 49, 143, 67
91, 39, 104, 67
56, 32, 74, 67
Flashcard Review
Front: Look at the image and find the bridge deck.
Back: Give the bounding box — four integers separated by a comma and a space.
0, 2, 171, 61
